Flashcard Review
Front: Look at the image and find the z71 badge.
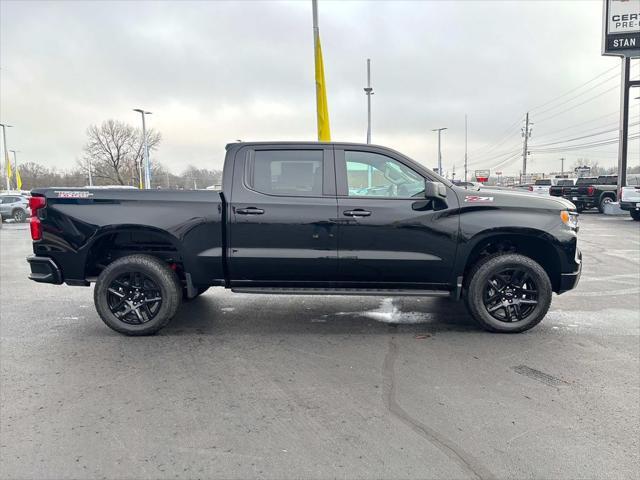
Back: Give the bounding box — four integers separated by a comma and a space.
464, 195, 494, 203
54, 190, 94, 199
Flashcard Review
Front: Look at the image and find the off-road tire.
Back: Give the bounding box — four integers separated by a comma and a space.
94, 254, 181, 335
464, 253, 552, 333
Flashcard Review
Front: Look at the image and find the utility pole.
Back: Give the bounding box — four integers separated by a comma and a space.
616, 57, 639, 195
133, 108, 152, 189
521, 112, 532, 179
464, 114, 468, 182
432, 127, 447, 175
364, 58, 374, 144
560, 157, 565, 176
1, 123, 12, 191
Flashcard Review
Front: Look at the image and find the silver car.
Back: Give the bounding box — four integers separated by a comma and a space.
0, 194, 31, 223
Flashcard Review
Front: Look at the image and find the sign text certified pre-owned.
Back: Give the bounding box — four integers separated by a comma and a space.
603, 0, 640, 56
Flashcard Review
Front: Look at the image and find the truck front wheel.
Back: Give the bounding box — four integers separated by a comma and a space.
94, 254, 182, 335
464, 253, 552, 333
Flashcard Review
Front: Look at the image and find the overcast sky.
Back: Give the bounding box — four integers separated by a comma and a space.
1, 0, 639, 177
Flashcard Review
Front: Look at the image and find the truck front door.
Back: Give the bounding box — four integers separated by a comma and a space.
228, 146, 338, 285
335, 148, 459, 287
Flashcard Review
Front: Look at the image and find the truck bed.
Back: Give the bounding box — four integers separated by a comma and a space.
30, 188, 225, 287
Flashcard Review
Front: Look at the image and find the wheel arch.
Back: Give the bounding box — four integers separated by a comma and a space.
458, 229, 563, 293
83, 225, 188, 281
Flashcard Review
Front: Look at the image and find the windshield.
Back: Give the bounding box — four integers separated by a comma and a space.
557, 180, 574, 186
535, 179, 551, 186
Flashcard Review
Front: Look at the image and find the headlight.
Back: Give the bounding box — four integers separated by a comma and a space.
560, 210, 579, 230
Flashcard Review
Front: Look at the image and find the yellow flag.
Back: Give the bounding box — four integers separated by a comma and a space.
5, 156, 12, 179
314, 34, 331, 142
15, 167, 22, 190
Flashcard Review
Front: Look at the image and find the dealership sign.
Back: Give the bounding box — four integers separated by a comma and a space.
602, 0, 640, 57
474, 169, 490, 183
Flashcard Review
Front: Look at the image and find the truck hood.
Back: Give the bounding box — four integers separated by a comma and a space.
456, 187, 577, 211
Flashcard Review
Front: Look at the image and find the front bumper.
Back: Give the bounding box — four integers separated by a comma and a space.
27, 255, 62, 284
558, 248, 582, 294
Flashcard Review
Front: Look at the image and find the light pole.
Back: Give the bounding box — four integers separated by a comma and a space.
9, 150, 19, 190
432, 127, 447, 175
1, 123, 13, 191
364, 58, 374, 144
133, 108, 152, 189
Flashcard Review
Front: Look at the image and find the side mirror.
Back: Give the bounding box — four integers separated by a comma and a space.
424, 181, 447, 199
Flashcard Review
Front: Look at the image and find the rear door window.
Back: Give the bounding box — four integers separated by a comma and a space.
246, 150, 324, 197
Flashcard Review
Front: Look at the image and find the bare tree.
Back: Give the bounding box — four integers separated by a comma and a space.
80, 120, 161, 185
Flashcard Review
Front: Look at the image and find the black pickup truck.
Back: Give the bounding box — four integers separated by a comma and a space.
26, 142, 581, 335
561, 175, 618, 213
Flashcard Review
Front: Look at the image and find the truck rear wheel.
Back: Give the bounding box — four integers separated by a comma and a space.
630, 210, 640, 221
598, 195, 614, 213
94, 254, 182, 335
464, 253, 552, 333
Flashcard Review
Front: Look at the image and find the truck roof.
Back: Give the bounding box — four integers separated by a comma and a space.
226, 141, 389, 149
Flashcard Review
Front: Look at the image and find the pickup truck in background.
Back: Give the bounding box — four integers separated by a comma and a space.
619, 174, 640, 221
26, 142, 582, 335
562, 175, 618, 213
548, 179, 576, 198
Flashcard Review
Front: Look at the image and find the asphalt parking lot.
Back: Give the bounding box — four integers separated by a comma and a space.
1, 212, 639, 480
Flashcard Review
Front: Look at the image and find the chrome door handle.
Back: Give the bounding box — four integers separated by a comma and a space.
236, 207, 265, 215
343, 209, 371, 217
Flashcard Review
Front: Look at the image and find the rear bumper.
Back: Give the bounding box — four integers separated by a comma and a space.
27, 255, 62, 284
562, 196, 595, 207
558, 248, 582, 294
619, 201, 640, 212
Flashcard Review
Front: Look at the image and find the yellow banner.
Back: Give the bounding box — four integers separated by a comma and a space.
314, 34, 331, 142
15, 167, 22, 190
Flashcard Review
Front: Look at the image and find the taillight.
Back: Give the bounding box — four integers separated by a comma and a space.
587, 186, 595, 196
528, 186, 533, 191
28, 196, 46, 241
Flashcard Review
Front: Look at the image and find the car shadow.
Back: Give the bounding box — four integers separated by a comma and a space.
163, 292, 482, 337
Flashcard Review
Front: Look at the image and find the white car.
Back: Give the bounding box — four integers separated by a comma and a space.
528, 178, 574, 195
619, 174, 640, 221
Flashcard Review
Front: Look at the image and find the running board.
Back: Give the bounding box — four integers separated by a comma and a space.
231, 287, 451, 297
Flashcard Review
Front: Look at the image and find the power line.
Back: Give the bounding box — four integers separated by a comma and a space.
529, 64, 619, 112
532, 105, 640, 141
531, 121, 640, 148
535, 84, 619, 123
531, 134, 640, 153
531, 73, 619, 117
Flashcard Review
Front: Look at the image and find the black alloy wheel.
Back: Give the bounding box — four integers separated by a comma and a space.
107, 272, 163, 325
464, 253, 552, 333
483, 268, 538, 323
94, 254, 182, 335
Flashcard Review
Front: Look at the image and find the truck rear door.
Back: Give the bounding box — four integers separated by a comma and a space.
228, 145, 338, 285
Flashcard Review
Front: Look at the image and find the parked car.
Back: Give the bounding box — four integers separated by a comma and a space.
26, 142, 581, 335
619, 174, 640, 221
562, 175, 618, 213
549, 179, 576, 198
0, 194, 30, 223
529, 178, 554, 195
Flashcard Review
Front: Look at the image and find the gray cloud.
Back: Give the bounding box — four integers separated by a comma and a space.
1, 0, 638, 178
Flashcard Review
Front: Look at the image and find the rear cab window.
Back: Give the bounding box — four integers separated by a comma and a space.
534, 179, 551, 186
246, 150, 324, 197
